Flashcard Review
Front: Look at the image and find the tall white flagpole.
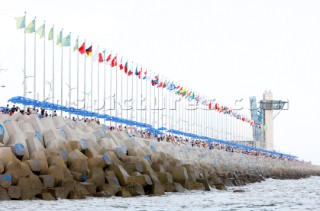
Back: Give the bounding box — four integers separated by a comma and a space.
149, 71, 152, 126
145, 68, 148, 124
84, 42, 87, 111
33, 17, 37, 100
135, 65, 138, 122
131, 61, 134, 121
90, 43, 93, 112
109, 51, 112, 126
126, 60, 129, 120
23, 12, 27, 100
115, 54, 118, 122
140, 66, 143, 124
76, 36, 79, 111
43, 21, 46, 101
52, 25, 55, 104
68, 32, 71, 117
103, 50, 106, 123
120, 57, 123, 119
97, 46, 100, 113
60, 29, 63, 116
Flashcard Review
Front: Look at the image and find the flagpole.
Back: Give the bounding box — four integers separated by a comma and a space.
149, 71, 152, 126
23, 12, 27, 101
145, 68, 147, 124
68, 32, 71, 117
135, 65, 138, 123
109, 51, 112, 126
90, 43, 93, 112
52, 25, 55, 104
139, 66, 143, 122
165, 79, 168, 129
140, 66, 143, 124
97, 46, 100, 113
84, 43, 87, 111
120, 57, 123, 119
152, 72, 159, 127
126, 60, 129, 120
131, 61, 134, 121
60, 29, 63, 116
161, 77, 165, 129
43, 21, 46, 101
115, 54, 118, 124
76, 36, 79, 112
157, 76, 160, 129
103, 50, 106, 123
33, 17, 37, 100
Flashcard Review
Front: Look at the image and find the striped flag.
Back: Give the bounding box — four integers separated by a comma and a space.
15, 16, 25, 29
25, 19, 35, 33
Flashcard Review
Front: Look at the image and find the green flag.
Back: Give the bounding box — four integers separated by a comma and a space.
25, 19, 35, 33
56, 30, 62, 45
62, 34, 70, 47
48, 26, 54, 40
15, 16, 25, 29
73, 37, 78, 51
36, 23, 45, 38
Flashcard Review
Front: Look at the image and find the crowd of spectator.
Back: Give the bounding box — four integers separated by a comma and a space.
1, 104, 298, 163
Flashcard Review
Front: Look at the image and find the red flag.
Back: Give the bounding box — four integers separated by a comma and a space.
111, 56, 117, 67
119, 63, 123, 70
124, 61, 128, 73
78, 42, 85, 54
98, 53, 104, 63
128, 70, 133, 76
208, 102, 212, 110
106, 54, 111, 62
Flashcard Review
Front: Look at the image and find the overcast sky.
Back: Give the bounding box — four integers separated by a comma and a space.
0, 0, 320, 164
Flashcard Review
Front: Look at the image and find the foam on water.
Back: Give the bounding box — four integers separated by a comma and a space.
0, 177, 319, 211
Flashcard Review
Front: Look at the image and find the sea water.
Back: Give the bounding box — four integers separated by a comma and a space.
0, 176, 319, 211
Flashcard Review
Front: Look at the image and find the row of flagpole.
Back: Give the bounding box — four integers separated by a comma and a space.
14, 13, 256, 142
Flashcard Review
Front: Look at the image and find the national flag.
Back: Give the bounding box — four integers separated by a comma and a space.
128, 69, 133, 76
62, 34, 70, 47
151, 75, 159, 86
111, 56, 117, 67
15, 16, 25, 29
78, 42, 85, 54
48, 26, 54, 40
167, 82, 176, 91
135, 67, 141, 78
25, 19, 35, 33
188, 92, 195, 101
162, 80, 167, 88
36, 23, 45, 38
86, 45, 92, 56
119, 63, 123, 70
106, 54, 111, 62
124, 61, 128, 73
99, 53, 104, 63
73, 38, 78, 52
143, 70, 147, 80
56, 30, 62, 45
92, 50, 99, 61
157, 82, 163, 88
208, 102, 212, 110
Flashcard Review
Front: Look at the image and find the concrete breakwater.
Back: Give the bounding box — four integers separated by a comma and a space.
0, 113, 319, 200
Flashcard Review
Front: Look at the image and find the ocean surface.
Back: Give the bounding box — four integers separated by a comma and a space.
0, 176, 319, 211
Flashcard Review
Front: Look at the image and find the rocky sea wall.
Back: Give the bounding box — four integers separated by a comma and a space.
0, 113, 319, 200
